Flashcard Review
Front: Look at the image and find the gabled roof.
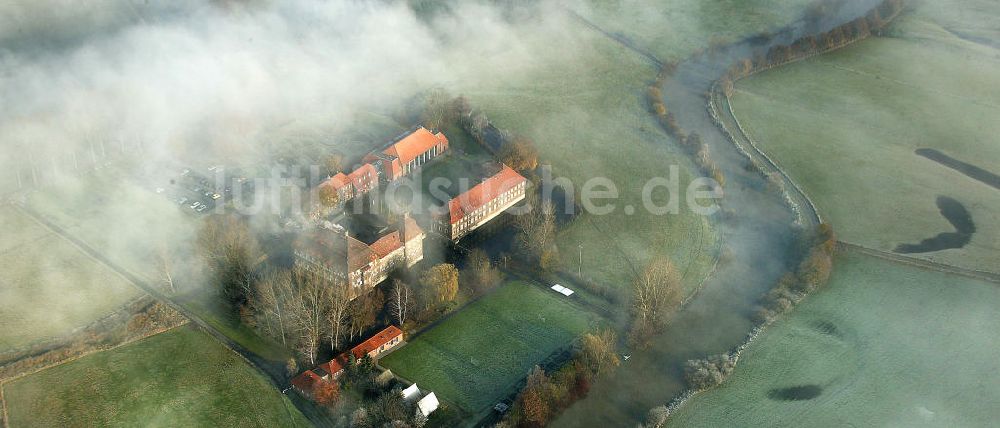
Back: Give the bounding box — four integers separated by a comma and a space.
351, 325, 404, 359
294, 228, 373, 273
325, 172, 350, 190
347, 236, 375, 272
368, 217, 424, 258
369, 232, 403, 259
417, 392, 439, 416
291, 370, 321, 393
402, 216, 422, 242
347, 163, 377, 192
448, 165, 526, 224
318, 358, 345, 378
401, 383, 421, 401
382, 127, 448, 166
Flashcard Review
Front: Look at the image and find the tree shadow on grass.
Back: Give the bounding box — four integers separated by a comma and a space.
767, 384, 823, 401
894, 196, 975, 254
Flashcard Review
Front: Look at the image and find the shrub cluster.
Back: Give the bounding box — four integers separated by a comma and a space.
683, 353, 737, 391
504, 330, 619, 428
753, 223, 836, 325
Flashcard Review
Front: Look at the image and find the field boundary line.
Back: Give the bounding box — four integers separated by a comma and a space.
1, 380, 8, 428
0, 294, 149, 364
565, 9, 664, 68
0, 323, 188, 387
836, 241, 1000, 283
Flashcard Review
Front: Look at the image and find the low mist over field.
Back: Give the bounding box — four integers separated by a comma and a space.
0, 1, 523, 168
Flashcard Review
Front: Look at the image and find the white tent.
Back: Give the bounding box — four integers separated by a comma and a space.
401, 383, 421, 402
551, 284, 574, 296
417, 392, 440, 416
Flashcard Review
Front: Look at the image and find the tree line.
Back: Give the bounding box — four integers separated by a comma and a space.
719, 0, 904, 97
500, 329, 620, 428
648, 69, 727, 189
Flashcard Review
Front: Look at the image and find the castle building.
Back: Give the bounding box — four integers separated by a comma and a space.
294, 216, 423, 298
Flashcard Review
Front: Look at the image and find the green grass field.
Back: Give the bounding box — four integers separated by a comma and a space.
729, 0, 1000, 272
3, 326, 309, 428
380, 280, 603, 412
0, 206, 140, 352
668, 249, 1000, 427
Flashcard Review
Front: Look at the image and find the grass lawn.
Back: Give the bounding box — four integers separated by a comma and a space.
0, 206, 140, 352
668, 249, 1000, 427
380, 280, 604, 412
3, 325, 309, 428
729, 0, 1000, 272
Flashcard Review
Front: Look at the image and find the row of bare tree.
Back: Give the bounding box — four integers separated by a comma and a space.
719, 0, 904, 97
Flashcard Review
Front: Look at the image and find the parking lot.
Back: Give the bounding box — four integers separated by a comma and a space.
146, 164, 253, 216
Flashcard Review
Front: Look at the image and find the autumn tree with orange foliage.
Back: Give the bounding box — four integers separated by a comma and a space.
312, 380, 341, 406
499, 136, 539, 172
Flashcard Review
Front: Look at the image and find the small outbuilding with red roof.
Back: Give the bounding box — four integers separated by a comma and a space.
351, 325, 404, 361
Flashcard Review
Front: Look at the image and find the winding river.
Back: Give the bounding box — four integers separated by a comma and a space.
552, 1, 884, 425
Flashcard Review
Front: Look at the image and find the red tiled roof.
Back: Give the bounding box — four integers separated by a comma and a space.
369, 232, 403, 259
326, 172, 350, 190
368, 217, 423, 258
291, 370, 321, 392
449, 165, 526, 224
318, 359, 345, 378
348, 163, 377, 193
383, 127, 448, 166
351, 325, 404, 359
